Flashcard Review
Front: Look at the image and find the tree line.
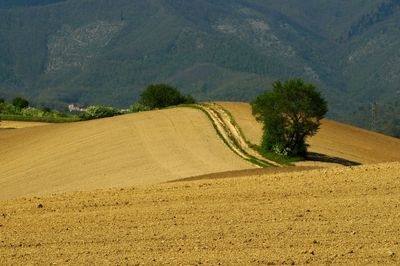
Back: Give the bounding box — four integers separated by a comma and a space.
1, 80, 328, 160
0, 84, 196, 122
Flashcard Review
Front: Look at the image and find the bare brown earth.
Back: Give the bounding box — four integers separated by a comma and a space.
0, 108, 255, 200
218, 102, 400, 165
1, 162, 399, 265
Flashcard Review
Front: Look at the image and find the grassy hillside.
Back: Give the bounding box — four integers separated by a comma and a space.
1, 161, 399, 264
0, 0, 399, 136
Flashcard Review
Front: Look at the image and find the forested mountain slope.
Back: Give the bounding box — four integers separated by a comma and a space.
0, 0, 399, 135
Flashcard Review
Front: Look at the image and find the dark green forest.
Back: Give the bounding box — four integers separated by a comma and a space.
0, 0, 399, 137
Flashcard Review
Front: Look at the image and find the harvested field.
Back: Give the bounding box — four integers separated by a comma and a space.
0, 108, 255, 200
0, 121, 49, 129
219, 102, 400, 164
1, 162, 399, 265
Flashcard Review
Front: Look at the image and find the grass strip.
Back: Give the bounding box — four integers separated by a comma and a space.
0, 114, 82, 123
180, 104, 272, 167
215, 104, 302, 166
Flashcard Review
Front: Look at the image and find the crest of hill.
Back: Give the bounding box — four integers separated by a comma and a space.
219, 102, 400, 165
1, 102, 400, 200
0, 107, 255, 200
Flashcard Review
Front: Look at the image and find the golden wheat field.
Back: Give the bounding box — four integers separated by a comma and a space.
1, 102, 400, 264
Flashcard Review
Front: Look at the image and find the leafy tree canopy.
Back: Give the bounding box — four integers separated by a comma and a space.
252, 79, 328, 157
12, 97, 29, 109
139, 84, 195, 109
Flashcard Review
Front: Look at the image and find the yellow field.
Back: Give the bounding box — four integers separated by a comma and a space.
219, 102, 400, 164
1, 162, 399, 265
1, 103, 400, 264
0, 108, 254, 200
0, 120, 49, 129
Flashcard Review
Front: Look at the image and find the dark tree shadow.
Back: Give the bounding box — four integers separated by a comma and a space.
306, 152, 361, 166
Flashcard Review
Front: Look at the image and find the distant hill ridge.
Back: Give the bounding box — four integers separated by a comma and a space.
0, 0, 399, 136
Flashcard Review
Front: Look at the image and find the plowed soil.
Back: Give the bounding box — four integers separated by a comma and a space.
218, 102, 400, 164
1, 162, 399, 265
0, 108, 255, 200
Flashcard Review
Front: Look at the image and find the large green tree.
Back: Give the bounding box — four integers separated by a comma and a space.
252, 79, 328, 157
139, 84, 195, 109
12, 97, 29, 110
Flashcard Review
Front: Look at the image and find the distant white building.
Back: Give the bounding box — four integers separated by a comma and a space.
68, 104, 86, 112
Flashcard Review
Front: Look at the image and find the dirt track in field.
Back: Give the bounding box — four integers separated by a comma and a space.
218, 102, 400, 165
200, 103, 280, 167
1, 162, 399, 265
0, 107, 255, 200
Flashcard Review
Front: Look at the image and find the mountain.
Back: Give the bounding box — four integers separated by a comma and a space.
0, 0, 399, 136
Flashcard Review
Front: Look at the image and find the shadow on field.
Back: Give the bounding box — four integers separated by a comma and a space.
169, 166, 321, 183
307, 152, 361, 166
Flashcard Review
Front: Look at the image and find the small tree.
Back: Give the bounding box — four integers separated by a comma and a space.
252, 79, 328, 157
139, 84, 194, 109
12, 97, 29, 109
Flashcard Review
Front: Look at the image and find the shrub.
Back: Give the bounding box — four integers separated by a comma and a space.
21, 107, 46, 117
0, 102, 18, 114
79, 105, 121, 120
184, 94, 196, 104
130, 103, 152, 113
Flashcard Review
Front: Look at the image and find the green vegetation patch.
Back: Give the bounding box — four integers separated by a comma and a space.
0, 114, 81, 123
252, 79, 327, 158
0, 97, 81, 123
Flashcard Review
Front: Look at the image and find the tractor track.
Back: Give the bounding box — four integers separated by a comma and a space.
198, 103, 281, 167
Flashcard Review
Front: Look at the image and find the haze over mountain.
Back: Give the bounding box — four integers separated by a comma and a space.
0, 0, 399, 136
